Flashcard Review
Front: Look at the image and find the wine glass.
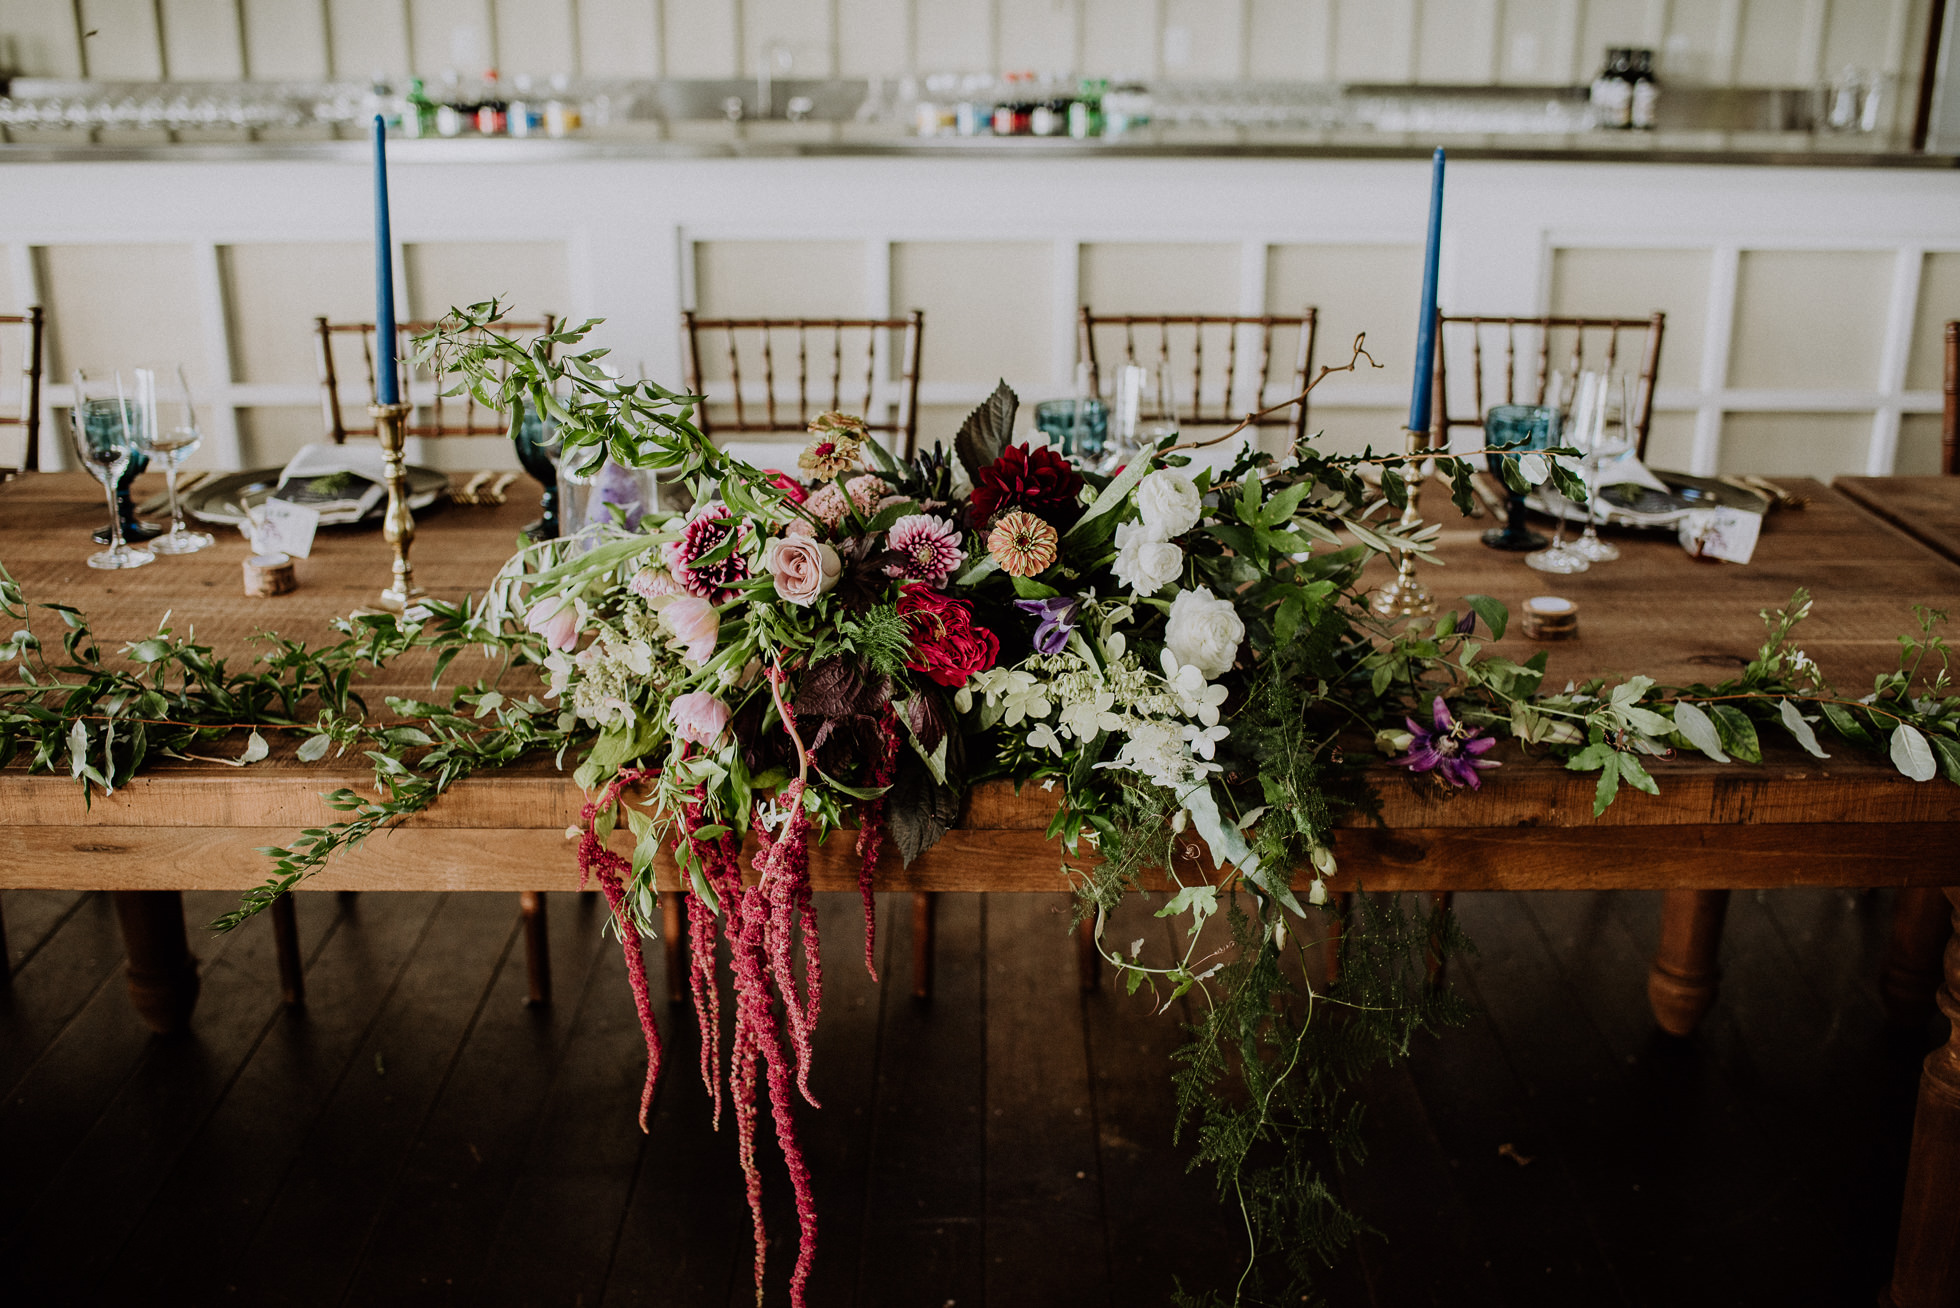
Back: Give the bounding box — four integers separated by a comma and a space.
1570, 372, 1631, 564
130, 365, 214, 554
1524, 370, 1595, 575
68, 371, 154, 570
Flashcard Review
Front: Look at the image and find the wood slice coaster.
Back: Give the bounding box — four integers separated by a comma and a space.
243, 553, 297, 597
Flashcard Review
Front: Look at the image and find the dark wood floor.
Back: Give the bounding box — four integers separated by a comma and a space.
0, 884, 1937, 1307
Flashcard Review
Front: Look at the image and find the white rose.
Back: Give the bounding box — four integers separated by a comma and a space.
1164, 586, 1244, 679
1112, 519, 1183, 596
1136, 469, 1202, 539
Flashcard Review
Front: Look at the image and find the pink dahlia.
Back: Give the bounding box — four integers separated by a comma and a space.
661, 504, 752, 602
884, 513, 966, 585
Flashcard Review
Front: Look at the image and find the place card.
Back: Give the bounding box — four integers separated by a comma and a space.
1678, 505, 1761, 564
256, 497, 321, 559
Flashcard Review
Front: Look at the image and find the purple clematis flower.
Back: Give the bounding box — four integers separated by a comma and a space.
1403, 696, 1501, 789
1014, 596, 1082, 656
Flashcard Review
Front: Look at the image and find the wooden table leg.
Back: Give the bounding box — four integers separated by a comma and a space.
111, 890, 200, 1035
660, 891, 685, 1008
519, 890, 551, 1006
911, 891, 935, 1001
270, 893, 304, 1007
1883, 887, 1954, 1028
1648, 888, 1730, 1037
1884, 887, 1960, 1308
0, 892, 11, 986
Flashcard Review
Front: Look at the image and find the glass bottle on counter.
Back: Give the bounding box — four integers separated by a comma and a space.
434, 71, 470, 136
1069, 80, 1106, 138
401, 77, 437, 138
1590, 49, 1633, 129
543, 75, 582, 137
1628, 49, 1658, 130
473, 70, 507, 134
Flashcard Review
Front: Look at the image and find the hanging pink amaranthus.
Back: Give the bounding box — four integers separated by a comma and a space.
575, 766, 663, 1131
852, 710, 900, 980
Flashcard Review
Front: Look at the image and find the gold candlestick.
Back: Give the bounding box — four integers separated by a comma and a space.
370, 402, 426, 611
1370, 426, 1436, 619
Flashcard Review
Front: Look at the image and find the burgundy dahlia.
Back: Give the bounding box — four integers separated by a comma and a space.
968, 443, 1084, 528
662, 504, 752, 602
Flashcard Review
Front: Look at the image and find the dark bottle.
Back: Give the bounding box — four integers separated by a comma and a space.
1590, 48, 1633, 129
1628, 49, 1659, 130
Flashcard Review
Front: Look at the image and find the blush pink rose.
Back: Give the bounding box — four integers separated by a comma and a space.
660, 595, 720, 664
669, 691, 732, 747
764, 535, 842, 606
525, 593, 580, 651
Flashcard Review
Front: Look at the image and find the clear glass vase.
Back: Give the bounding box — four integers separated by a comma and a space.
556, 457, 663, 548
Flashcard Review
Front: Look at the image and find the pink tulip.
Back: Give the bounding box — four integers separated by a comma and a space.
669, 691, 732, 748
662, 595, 720, 664
525, 593, 580, 652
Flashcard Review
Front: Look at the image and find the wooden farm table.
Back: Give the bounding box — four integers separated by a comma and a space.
1838, 476, 1960, 568
3, 469, 1960, 1307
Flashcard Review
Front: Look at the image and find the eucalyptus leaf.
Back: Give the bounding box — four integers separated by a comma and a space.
1890, 722, 1938, 782
1670, 701, 1730, 763
1777, 698, 1830, 759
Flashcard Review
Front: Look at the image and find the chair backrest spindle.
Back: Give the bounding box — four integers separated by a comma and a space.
1433, 313, 1668, 459
679, 313, 926, 459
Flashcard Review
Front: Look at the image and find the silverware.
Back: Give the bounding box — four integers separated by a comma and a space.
484, 471, 519, 505
449, 470, 493, 506
137, 469, 209, 514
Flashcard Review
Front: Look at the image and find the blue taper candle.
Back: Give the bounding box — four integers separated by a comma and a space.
373, 114, 400, 405
1407, 147, 1445, 435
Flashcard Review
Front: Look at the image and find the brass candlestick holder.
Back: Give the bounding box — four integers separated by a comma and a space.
1370, 425, 1436, 619
370, 402, 426, 611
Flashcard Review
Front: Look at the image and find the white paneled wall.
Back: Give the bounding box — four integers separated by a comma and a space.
1, 0, 1933, 91
0, 155, 1954, 479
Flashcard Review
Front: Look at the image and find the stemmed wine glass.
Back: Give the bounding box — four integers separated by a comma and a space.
1525, 370, 1596, 576
129, 365, 214, 554
1570, 371, 1632, 564
68, 371, 154, 570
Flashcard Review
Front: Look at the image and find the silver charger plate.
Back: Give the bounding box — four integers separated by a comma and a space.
183, 467, 449, 526
1524, 469, 1769, 530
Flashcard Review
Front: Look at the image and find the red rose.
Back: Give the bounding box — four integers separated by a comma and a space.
897, 584, 999, 687
969, 443, 1084, 527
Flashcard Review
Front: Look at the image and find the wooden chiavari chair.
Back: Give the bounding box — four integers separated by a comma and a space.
678, 310, 926, 997
681, 311, 925, 459
1430, 312, 1666, 457
1077, 306, 1320, 447
0, 306, 45, 480
307, 312, 561, 1010
313, 313, 558, 443
1419, 312, 1667, 990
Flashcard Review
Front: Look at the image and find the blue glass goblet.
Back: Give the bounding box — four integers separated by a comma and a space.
1481, 404, 1557, 552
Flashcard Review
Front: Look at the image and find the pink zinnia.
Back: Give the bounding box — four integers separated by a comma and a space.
661, 504, 752, 602
884, 513, 966, 585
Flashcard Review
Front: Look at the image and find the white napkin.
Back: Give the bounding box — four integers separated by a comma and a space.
276, 440, 391, 488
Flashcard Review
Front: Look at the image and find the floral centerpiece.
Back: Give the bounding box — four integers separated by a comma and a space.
3, 302, 1954, 1307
